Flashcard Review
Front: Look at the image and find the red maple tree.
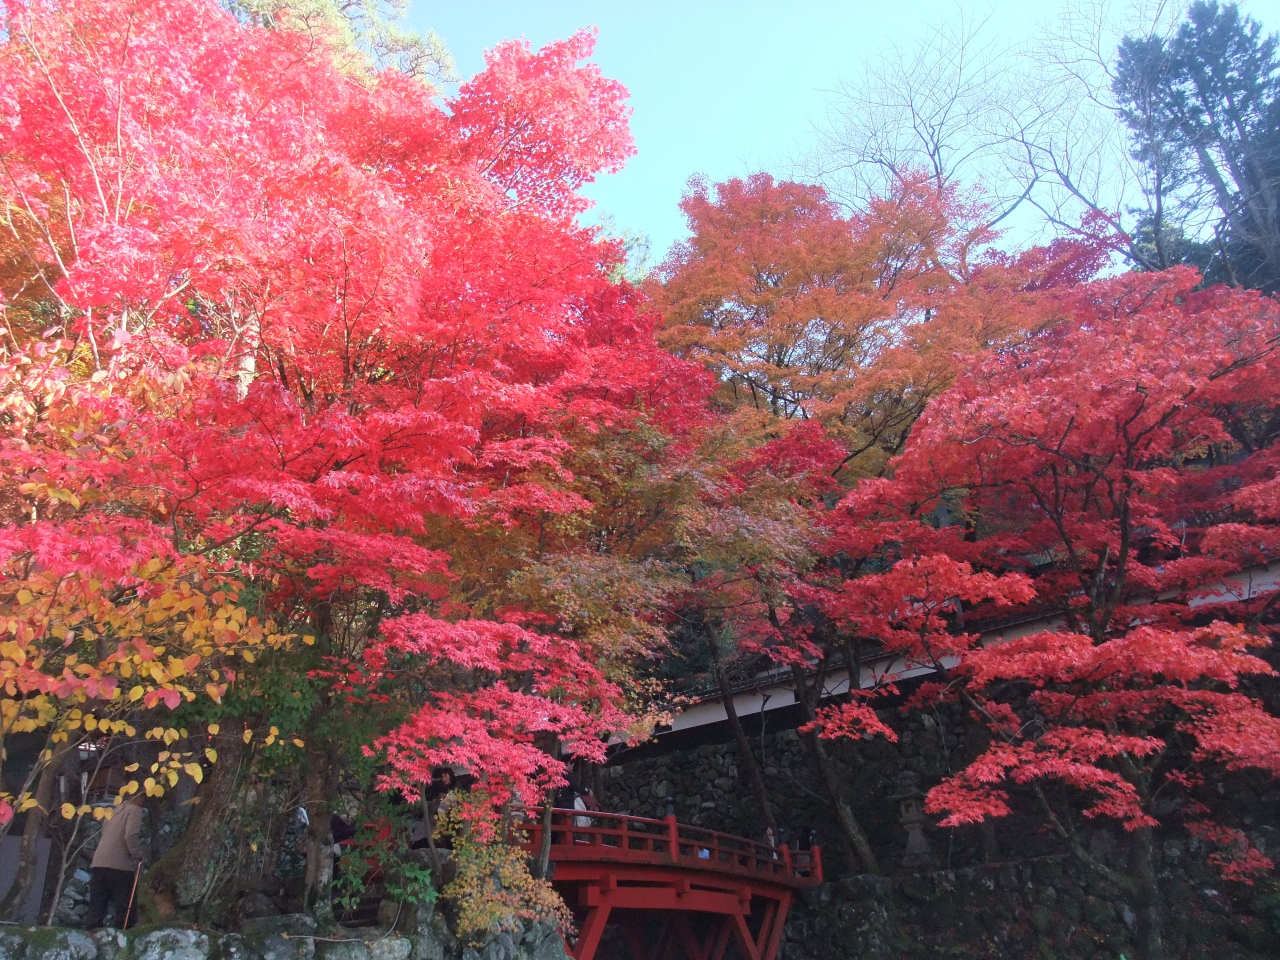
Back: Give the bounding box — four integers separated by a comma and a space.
820, 267, 1280, 957
0, 0, 698, 916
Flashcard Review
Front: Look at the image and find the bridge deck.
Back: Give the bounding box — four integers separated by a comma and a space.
521, 810, 821, 960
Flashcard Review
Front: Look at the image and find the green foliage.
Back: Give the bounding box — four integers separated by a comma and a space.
222, 0, 455, 82
333, 811, 436, 912
1114, 1, 1280, 290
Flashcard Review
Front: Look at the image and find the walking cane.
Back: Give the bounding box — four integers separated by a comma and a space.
122, 861, 142, 929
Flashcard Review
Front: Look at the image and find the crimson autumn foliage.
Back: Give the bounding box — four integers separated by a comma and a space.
0, 0, 702, 920
647, 171, 1117, 874
811, 267, 1280, 955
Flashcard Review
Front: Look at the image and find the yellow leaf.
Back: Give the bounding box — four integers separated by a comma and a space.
242, 729, 253, 744
166, 770, 179, 787
124, 762, 139, 772
16, 589, 33, 606
264, 735, 276, 747
205, 748, 218, 763
241, 650, 255, 663
144, 778, 158, 796
17, 797, 38, 813
292, 739, 304, 748
205, 683, 223, 704
207, 723, 220, 736
128, 685, 144, 702
303, 635, 315, 646
184, 763, 203, 784
59, 802, 76, 820
269, 726, 279, 736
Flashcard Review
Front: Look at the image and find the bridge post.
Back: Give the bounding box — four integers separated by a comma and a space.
760, 890, 792, 960
573, 904, 612, 960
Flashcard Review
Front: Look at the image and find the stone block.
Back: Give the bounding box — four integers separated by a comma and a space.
1081, 896, 1114, 929
242, 914, 317, 960
132, 929, 211, 960
316, 944, 368, 960
217, 934, 257, 960
39, 931, 97, 960
529, 932, 567, 960
368, 938, 411, 960
89, 930, 125, 960
0, 931, 28, 960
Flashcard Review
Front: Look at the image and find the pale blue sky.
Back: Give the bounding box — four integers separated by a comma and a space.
410, 1, 1273, 262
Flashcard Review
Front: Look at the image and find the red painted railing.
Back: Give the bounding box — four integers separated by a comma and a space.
520, 809, 822, 887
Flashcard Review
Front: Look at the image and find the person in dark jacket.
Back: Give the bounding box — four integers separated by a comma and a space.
85, 793, 146, 929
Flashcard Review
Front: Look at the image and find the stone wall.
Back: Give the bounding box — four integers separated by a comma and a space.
0, 908, 569, 960
601, 705, 990, 876
782, 862, 1280, 960
601, 706, 1280, 959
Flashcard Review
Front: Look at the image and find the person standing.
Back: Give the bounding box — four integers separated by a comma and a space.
85, 793, 146, 929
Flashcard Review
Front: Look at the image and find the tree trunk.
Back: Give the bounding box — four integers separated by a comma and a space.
708, 633, 778, 837
1129, 825, 1164, 960
149, 733, 246, 909
789, 664, 879, 874
0, 740, 69, 921
302, 747, 338, 929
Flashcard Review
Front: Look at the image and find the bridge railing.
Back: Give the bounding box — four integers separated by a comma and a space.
518, 809, 822, 886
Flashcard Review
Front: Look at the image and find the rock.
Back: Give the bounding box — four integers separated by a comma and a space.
529, 933, 568, 960
243, 916, 319, 940
242, 914, 317, 960
259, 931, 313, 960
0, 932, 28, 960
316, 944, 368, 960
40, 931, 97, 960
88, 930, 125, 960
377, 900, 403, 930
218, 934, 257, 960
132, 929, 210, 960
1118, 904, 1136, 932
238, 892, 282, 921
486, 932, 516, 960
368, 939, 411, 960
1082, 896, 1114, 929
1028, 906, 1054, 934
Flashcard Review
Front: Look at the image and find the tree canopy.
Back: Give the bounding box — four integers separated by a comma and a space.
0, 3, 1277, 957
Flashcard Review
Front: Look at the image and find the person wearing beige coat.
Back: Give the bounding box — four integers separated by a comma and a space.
86, 794, 146, 928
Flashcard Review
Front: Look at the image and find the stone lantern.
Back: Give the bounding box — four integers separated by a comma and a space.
890, 771, 934, 870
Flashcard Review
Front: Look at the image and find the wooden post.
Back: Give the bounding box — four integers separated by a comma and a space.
573, 904, 612, 960
761, 891, 792, 960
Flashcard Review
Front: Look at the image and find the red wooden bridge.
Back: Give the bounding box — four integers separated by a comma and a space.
521, 811, 822, 960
